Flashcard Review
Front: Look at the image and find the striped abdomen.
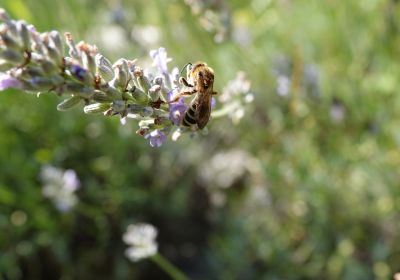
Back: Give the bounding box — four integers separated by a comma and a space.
182, 103, 198, 127
182, 94, 212, 129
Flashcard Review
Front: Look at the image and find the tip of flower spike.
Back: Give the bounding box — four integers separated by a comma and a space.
150, 47, 172, 75
0, 8, 10, 22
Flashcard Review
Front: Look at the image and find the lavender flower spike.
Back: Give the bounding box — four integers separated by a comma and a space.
0, 9, 253, 146
0, 73, 22, 90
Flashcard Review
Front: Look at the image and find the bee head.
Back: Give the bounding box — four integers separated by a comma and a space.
198, 67, 214, 88
185, 62, 214, 89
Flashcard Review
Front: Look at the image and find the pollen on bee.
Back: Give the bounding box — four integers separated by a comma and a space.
173, 110, 181, 118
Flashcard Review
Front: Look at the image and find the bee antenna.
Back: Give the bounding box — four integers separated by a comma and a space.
180, 63, 192, 76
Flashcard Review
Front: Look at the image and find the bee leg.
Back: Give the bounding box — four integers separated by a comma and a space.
179, 77, 194, 87
169, 89, 197, 103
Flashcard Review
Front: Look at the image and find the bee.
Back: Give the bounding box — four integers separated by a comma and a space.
170, 62, 217, 129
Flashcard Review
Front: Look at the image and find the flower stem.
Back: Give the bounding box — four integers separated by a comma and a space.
211, 101, 239, 118
150, 253, 189, 280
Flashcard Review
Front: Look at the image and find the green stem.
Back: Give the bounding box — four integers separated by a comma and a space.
211, 101, 239, 118
150, 253, 189, 280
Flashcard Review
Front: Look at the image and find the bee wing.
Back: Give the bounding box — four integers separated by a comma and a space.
195, 95, 212, 129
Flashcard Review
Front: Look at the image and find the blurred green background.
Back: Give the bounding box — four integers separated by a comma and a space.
1, 0, 400, 279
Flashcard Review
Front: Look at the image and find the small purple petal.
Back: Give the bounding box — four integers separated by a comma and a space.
27, 24, 36, 33
211, 97, 216, 109
169, 67, 180, 85
0, 73, 22, 90
149, 47, 172, 75
144, 130, 167, 147
169, 101, 188, 126
70, 64, 87, 80
167, 88, 178, 102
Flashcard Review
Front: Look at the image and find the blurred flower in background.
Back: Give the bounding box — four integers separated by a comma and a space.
276, 74, 291, 97
232, 24, 252, 48
330, 97, 346, 124
40, 166, 80, 212
184, 0, 231, 42
303, 64, 320, 99
199, 149, 268, 208
123, 223, 158, 262
273, 55, 321, 99
215, 71, 253, 124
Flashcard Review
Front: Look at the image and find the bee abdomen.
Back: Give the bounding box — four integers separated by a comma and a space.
182, 105, 197, 126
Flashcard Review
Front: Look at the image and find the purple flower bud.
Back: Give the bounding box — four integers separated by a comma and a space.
29, 77, 54, 89
95, 54, 114, 82
112, 58, 129, 88
17, 20, 31, 51
0, 73, 22, 90
144, 130, 167, 147
1, 49, 24, 64
70, 64, 87, 81
112, 100, 126, 113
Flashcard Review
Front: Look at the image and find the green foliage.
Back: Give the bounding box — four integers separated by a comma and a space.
1, 0, 400, 279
